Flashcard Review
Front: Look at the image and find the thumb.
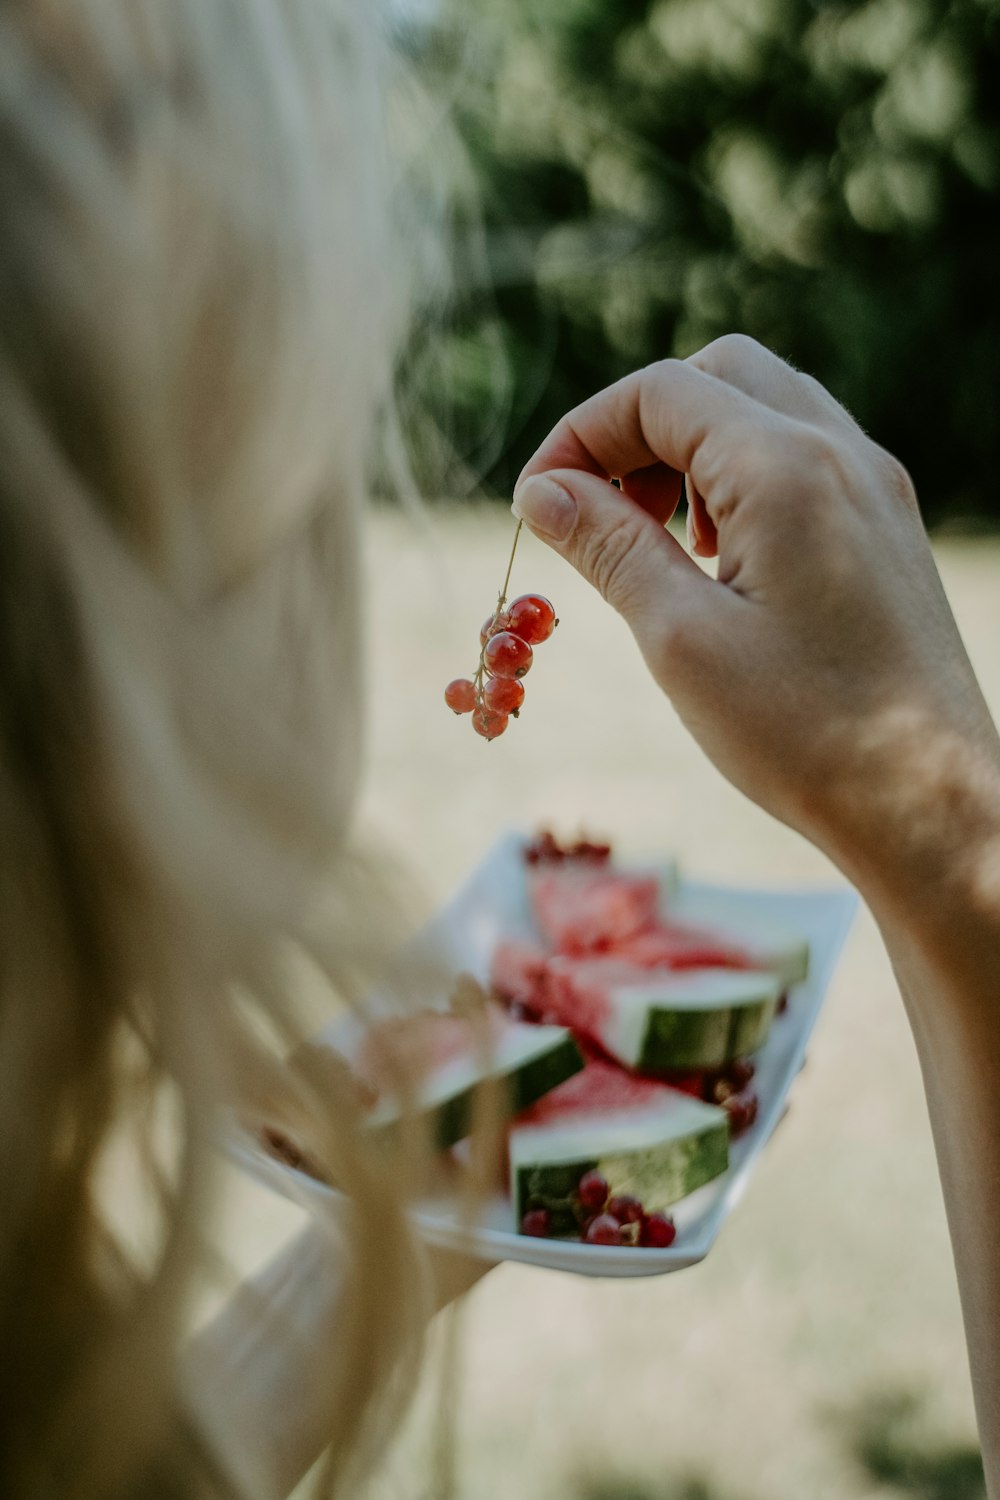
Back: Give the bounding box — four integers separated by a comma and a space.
511, 467, 708, 633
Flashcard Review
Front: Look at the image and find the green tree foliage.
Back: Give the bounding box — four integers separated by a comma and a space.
406, 0, 1000, 523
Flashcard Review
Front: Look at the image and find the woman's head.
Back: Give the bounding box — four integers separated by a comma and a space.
0, 3, 426, 1494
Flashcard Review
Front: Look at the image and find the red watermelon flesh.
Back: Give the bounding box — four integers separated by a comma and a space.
515, 1056, 678, 1128
492, 944, 639, 1041
521, 951, 782, 1073
489, 938, 551, 1013
611, 921, 753, 971
356, 1005, 509, 1097
529, 866, 659, 952
541, 954, 640, 1039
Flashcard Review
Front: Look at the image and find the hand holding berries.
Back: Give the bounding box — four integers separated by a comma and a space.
443, 520, 559, 741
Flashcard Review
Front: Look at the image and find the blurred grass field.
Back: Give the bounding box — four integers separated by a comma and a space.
354, 505, 998, 1500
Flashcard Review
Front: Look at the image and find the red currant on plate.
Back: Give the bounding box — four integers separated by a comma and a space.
520, 1208, 551, 1238
577, 1170, 610, 1212
640, 1213, 677, 1248
727, 1058, 755, 1089
483, 630, 533, 680
723, 1088, 759, 1135
506, 593, 557, 645
583, 1213, 623, 1246
607, 1194, 644, 1225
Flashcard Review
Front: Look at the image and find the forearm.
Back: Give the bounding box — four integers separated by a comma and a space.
840, 750, 1000, 1494
181, 1209, 486, 1499
884, 935, 1000, 1497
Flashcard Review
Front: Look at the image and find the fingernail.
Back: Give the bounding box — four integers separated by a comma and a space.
511, 475, 577, 542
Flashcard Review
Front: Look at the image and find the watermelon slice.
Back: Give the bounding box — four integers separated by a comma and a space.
488, 938, 551, 1014
543, 955, 783, 1072
666, 897, 811, 986
331, 1004, 584, 1150
529, 865, 660, 952
510, 1059, 729, 1230
599, 915, 808, 987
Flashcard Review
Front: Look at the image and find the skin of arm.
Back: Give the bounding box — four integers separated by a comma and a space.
511, 334, 1000, 1494
180, 1189, 488, 1499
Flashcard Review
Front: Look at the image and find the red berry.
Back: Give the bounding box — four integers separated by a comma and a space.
471, 705, 508, 740
577, 1170, 609, 1212
484, 676, 525, 715
483, 630, 533, 679
723, 1089, 759, 1136
523, 830, 564, 865
583, 1213, 623, 1246
569, 839, 611, 863
607, 1194, 644, 1225
520, 1208, 551, 1238
480, 612, 510, 647
506, 594, 557, 646
444, 678, 477, 714
727, 1058, 755, 1089
640, 1213, 677, 1248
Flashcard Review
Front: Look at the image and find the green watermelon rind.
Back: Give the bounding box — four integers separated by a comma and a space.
638, 995, 778, 1072
513, 1118, 730, 1226
430, 1030, 584, 1150
369, 1028, 585, 1152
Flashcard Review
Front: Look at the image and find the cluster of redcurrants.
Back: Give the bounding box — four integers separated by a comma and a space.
521, 1168, 678, 1248
669, 1056, 760, 1135
445, 593, 558, 740
522, 829, 612, 866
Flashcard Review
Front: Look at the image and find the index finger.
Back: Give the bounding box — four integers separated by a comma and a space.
516, 358, 770, 501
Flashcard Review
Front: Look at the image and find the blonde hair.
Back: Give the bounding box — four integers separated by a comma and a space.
0, 2, 433, 1495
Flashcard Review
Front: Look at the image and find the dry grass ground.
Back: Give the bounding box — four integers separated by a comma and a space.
354, 505, 999, 1500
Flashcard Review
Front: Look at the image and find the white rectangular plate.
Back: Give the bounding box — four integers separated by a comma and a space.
235, 832, 857, 1278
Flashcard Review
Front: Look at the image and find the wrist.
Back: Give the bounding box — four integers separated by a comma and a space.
813, 706, 1000, 966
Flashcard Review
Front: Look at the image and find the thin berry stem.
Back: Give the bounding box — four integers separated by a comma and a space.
498, 518, 523, 610
473, 519, 524, 697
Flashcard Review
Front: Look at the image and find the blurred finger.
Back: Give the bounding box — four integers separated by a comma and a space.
688, 333, 860, 435
517, 359, 769, 498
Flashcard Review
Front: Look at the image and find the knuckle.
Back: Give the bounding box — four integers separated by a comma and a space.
643, 355, 686, 387
795, 368, 834, 407
782, 425, 847, 489
689, 332, 764, 381
877, 448, 919, 512
794, 370, 828, 407
797, 370, 864, 433
698, 418, 768, 497
737, 424, 851, 529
